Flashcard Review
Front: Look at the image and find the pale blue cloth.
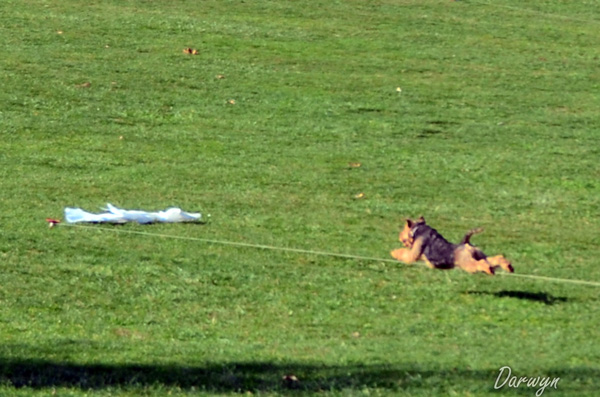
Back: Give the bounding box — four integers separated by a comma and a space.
65, 203, 203, 224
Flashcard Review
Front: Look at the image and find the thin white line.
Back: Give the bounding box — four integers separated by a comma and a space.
498, 272, 600, 287
61, 223, 399, 263
58, 223, 600, 287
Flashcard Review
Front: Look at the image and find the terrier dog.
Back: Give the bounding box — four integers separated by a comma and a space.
390, 217, 514, 275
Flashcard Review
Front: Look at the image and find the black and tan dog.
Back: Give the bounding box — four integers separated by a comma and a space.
390, 217, 514, 275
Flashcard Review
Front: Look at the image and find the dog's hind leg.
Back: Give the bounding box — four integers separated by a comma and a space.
454, 245, 494, 275
456, 259, 495, 275
487, 255, 514, 273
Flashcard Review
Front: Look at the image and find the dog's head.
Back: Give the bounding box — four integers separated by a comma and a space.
399, 216, 426, 247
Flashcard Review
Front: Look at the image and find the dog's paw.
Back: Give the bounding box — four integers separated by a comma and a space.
390, 249, 405, 261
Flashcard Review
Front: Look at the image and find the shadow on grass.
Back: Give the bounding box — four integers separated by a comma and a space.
0, 359, 597, 393
466, 290, 569, 305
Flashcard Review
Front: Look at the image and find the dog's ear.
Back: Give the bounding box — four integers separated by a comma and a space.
417, 216, 425, 224
405, 218, 414, 228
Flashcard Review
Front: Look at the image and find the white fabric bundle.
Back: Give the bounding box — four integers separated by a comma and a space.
65, 203, 203, 224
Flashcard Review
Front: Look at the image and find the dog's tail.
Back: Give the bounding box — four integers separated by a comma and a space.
461, 227, 484, 245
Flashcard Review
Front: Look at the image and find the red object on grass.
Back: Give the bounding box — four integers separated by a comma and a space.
46, 218, 61, 228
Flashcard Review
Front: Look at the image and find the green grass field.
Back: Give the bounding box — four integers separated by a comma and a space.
1, 0, 599, 395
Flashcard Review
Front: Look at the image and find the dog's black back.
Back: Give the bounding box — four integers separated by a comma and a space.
412, 224, 457, 268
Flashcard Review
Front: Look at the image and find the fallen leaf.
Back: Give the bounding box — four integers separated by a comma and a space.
348, 162, 362, 168
227, 99, 236, 105
353, 192, 365, 199
76, 82, 91, 88
216, 74, 225, 79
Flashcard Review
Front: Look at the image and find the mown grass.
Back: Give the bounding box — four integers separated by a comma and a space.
1, 0, 599, 395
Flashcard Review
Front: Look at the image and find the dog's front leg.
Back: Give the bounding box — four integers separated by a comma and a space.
391, 237, 425, 264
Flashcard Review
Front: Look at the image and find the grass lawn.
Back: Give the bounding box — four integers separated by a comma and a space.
1, 0, 599, 395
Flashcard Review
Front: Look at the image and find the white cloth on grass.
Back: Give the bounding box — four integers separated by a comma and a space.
65, 203, 203, 224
